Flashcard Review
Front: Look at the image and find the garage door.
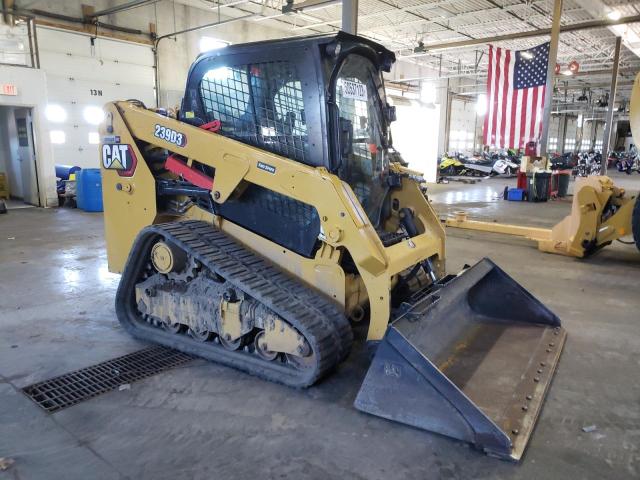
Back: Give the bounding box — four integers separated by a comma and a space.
448, 98, 476, 152
37, 27, 155, 168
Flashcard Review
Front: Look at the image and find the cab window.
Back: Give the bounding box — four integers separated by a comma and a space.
199, 61, 309, 163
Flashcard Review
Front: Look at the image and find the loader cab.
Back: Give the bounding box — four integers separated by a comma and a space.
179, 32, 396, 255
182, 35, 394, 182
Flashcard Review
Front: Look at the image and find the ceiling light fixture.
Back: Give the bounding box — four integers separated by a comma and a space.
607, 10, 621, 21
414, 40, 427, 53
577, 89, 588, 102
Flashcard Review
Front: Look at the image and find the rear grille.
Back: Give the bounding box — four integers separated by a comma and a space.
22, 346, 193, 413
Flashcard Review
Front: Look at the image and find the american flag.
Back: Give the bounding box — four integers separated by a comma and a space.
482, 42, 550, 149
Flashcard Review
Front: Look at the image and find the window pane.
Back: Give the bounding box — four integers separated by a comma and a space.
199, 61, 308, 163
335, 54, 388, 224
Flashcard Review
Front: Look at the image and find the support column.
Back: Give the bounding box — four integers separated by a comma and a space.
342, 0, 358, 35
559, 114, 568, 153
601, 35, 622, 175
540, 0, 563, 157
436, 80, 449, 156
443, 80, 452, 153
473, 103, 479, 153
575, 114, 584, 153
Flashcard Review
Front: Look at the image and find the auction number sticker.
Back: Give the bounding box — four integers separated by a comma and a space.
341, 80, 368, 101
154, 124, 187, 147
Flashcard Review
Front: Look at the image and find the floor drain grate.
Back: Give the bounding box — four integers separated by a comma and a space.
22, 345, 194, 413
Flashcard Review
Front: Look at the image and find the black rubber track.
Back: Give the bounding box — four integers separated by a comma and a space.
633, 195, 640, 252
115, 221, 353, 388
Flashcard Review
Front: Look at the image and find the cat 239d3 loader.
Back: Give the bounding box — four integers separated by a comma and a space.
100, 32, 566, 461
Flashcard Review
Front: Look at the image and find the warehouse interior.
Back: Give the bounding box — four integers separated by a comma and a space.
0, 1, 639, 479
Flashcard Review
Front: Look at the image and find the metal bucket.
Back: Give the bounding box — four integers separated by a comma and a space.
354, 258, 566, 461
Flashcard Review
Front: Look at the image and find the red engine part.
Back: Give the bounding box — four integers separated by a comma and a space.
200, 120, 221, 132
165, 154, 213, 190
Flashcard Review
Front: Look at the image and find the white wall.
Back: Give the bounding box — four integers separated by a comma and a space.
0, 65, 56, 206
37, 27, 156, 169
10, 1, 293, 109
0, 22, 30, 66
154, 3, 294, 108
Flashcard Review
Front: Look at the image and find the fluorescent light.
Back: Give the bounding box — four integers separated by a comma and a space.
521, 51, 534, 60
476, 94, 487, 116
287, 0, 340, 13
83, 106, 105, 126
50, 130, 66, 144
199, 36, 229, 53
45, 104, 67, 123
607, 10, 621, 21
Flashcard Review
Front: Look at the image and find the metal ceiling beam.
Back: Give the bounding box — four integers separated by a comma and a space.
570, 66, 639, 77
154, 12, 257, 106
294, 0, 528, 32
391, 57, 640, 83
342, 0, 358, 35
283, 0, 340, 14
406, 14, 640, 55
156, 13, 257, 41
89, 0, 160, 18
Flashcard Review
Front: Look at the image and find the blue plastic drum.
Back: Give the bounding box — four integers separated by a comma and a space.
76, 168, 103, 212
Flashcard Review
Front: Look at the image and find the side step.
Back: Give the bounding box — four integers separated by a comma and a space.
354, 258, 566, 461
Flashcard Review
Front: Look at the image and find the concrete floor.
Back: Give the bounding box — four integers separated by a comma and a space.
1, 174, 639, 479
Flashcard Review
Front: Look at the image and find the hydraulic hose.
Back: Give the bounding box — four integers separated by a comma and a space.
399, 208, 438, 283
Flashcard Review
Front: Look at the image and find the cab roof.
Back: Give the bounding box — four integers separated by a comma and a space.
194, 31, 396, 71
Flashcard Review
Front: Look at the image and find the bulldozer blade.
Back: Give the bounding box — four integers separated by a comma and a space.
354, 258, 566, 461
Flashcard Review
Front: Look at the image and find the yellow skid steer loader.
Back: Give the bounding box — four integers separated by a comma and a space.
100, 32, 565, 461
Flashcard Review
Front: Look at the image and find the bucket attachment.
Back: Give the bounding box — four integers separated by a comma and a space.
354, 258, 566, 461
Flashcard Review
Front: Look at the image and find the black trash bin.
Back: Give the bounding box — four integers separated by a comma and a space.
557, 172, 570, 197
526, 172, 551, 202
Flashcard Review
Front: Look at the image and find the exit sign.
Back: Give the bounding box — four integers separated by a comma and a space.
1, 84, 18, 96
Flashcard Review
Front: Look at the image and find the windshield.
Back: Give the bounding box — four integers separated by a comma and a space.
335, 54, 390, 226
